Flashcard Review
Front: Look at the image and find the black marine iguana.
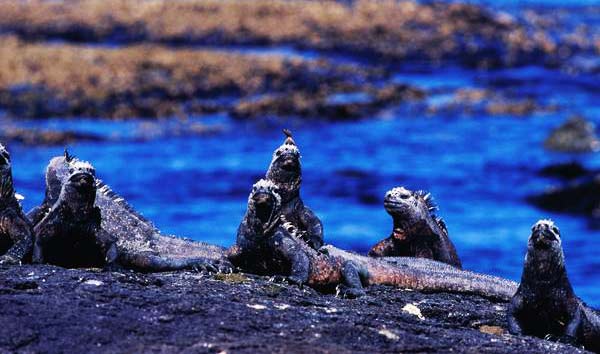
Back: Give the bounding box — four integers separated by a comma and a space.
265, 129, 323, 249
368, 187, 462, 268
229, 179, 517, 300
0, 143, 33, 265
32, 161, 118, 268
508, 220, 600, 352
29, 152, 231, 272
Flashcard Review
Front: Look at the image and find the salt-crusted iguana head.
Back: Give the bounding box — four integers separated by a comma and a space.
522, 219, 566, 283
266, 129, 301, 202
247, 179, 282, 235
0, 143, 16, 202
383, 187, 446, 240
60, 160, 97, 211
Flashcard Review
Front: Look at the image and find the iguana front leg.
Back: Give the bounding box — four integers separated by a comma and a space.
26, 205, 49, 227
336, 261, 367, 299
95, 229, 119, 271
32, 209, 62, 264
271, 225, 310, 286
507, 293, 524, 335
562, 305, 583, 345
298, 207, 324, 249
0, 213, 33, 264
90, 207, 119, 270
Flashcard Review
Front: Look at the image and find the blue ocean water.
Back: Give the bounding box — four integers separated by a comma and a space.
2, 0, 599, 305
8, 100, 600, 306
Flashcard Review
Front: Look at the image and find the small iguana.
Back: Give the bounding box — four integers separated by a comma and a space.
29, 151, 231, 272
369, 187, 462, 268
0, 143, 33, 265
32, 161, 118, 268
229, 179, 517, 300
265, 129, 323, 249
508, 220, 600, 352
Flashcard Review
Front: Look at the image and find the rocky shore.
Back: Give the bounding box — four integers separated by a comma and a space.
0, 0, 595, 120
1, 0, 595, 68
0, 264, 589, 353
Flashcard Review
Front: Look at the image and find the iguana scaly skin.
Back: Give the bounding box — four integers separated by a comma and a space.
508, 220, 600, 351
32, 161, 118, 268
230, 180, 517, 300
265, 130, 323, 249
29, 152, 231, 272
0, 143, 33, 265
369, 187, 462, 268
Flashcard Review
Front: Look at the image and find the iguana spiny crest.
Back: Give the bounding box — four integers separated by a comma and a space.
0, 143, 15, 202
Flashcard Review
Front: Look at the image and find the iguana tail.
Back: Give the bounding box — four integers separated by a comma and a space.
366, 261, 517, 301
323, 245, 517, 301
117, 251, 230, 273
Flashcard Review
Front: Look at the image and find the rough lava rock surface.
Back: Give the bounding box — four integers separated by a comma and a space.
0, 265, 590, 353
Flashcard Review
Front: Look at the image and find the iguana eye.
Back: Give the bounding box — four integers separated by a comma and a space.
552, 226, 559, 234
276, 151, 282, 156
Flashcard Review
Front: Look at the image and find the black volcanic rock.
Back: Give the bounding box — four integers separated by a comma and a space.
528, 173, 600, 228
1, 126, 104, 146
544, 117, 600, 153
538, 162, 590, 180
0, 265, 589, 353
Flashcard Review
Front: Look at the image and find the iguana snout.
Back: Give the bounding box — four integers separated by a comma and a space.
529, 219, 561, 250
252, 192, 277, 224
279, 155, 299, 172
68, 172, 95, 187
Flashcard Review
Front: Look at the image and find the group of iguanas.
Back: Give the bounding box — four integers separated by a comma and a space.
0, 131, 598, 351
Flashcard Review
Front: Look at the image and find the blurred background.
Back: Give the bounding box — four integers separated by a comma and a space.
0, 0, 598, 303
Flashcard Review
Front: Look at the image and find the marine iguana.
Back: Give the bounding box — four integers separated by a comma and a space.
28, 149, 74, 226
29, 151, 232, 273
368, 187, 462, 268
32, 161, 118, 268
265, 129, 323, 249
229, 179, 517, 300
0, 143, 33, 264
508, 220, 600, 351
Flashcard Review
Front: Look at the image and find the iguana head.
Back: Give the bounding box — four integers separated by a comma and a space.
61, 161, 97, 210
384, 187, 444, 240
529, 219, 562, 251
0, 143, 15, 201
266, 129, 301, 202
247, 179, 282, 235
45, 151, 72, 204
523, 219, 567, 283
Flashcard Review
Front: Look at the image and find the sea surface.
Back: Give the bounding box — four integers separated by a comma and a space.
2, 0, 600, 305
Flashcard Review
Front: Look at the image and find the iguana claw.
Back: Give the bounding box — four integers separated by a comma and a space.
335, 284, 366, 299
0, 255, 20, 265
